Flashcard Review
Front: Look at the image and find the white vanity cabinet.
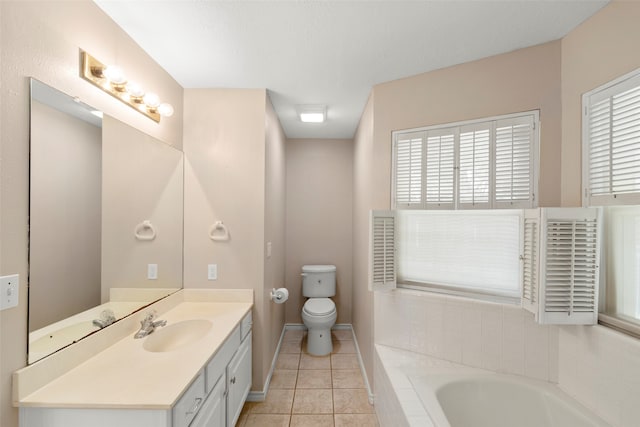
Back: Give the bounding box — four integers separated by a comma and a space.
226, 331, 252, 427
19, 311, 253, 427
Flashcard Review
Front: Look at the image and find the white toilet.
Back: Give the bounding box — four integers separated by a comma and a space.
301, 264, 337, 356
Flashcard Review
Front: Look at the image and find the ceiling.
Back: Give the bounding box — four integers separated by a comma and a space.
94, 0, 608, 139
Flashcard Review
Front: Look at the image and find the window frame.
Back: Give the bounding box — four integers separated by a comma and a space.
392, 110, 540, 211
582, 67, 640, 336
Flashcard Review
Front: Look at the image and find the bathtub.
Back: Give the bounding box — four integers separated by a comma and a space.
410, 373, 610, 427
374, 344, 611, 427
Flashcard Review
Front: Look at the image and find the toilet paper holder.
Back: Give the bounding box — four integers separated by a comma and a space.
270, 287, 289, 303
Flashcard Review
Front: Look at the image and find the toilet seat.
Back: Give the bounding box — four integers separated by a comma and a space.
302, 298, 336, 316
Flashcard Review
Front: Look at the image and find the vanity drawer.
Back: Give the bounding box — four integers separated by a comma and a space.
241, 312, 252, 340
173, 371, 206, 427
205, 326, 240, 394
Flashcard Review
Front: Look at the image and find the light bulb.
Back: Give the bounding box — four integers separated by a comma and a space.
125, 82, 145, 100
158, 103, 174, 117
144, 92, 161, 109
102, 65, 126, 85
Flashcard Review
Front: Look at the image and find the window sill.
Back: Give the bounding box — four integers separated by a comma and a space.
398, 282, 521, 306
598, 313, 640, 340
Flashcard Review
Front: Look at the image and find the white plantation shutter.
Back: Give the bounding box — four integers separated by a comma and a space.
538, 208, 601, 325
584, 70, 640, 205
394, 132, 424, 208
369, 210, 397, 291
425, 129, 456, 208
392, 111, 538, 210
521, 209, 540, 316
495, 117, 535, 208
458, 124, 491, 208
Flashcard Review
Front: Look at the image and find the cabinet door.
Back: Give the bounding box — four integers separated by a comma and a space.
226, 332, 252, 427
190, 374, 226, 427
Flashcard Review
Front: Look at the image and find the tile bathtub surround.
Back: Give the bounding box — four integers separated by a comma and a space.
558, 325, 640, 427
237, 329, 379, 427
374, 288, 559, 383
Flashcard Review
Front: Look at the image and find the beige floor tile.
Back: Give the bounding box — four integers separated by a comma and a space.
250, 389, 294, 414
299, 353, 331, 370
244, 414, 291, 427
334, 414, 379, 427
270, 369, 298, 389
331, 354, 360, 370
292, 389, 334, 414
331, 330, 353, 341
281, 340, 303, 354
297, 369, 332, 388
333, 389, 374, 414
290, 414, 335, 427
331, 340, 356, 354
284, 329, 306, 342
332, 370, 365, 389
276, 353, 300, 370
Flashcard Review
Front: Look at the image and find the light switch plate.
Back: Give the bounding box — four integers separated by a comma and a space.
0, 274, 19, 310
208, 264, 218, 280
266, 242, 272, 258
147, 264, 158, 280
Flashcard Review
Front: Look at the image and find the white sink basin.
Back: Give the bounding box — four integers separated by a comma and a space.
143, 319, 213, 353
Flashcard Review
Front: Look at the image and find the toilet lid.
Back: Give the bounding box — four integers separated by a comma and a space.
303, 298, 336, 316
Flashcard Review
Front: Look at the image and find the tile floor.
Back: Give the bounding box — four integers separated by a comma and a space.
236, 329, 379, 427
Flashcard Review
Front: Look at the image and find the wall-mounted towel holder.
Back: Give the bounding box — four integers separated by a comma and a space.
209, 221, 230, 241
134, 220, 156, 241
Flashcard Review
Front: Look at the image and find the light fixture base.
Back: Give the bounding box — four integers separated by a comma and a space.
80, 50, 161, 123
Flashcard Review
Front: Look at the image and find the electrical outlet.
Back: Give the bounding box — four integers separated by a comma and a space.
0, 274, 19, 310
147, 264, 158, 280
208, 264, 218, 280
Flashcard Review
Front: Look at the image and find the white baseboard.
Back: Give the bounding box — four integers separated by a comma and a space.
247, 323, 374, 404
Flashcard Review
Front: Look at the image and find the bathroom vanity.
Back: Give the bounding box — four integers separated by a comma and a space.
13, 290, 253, 427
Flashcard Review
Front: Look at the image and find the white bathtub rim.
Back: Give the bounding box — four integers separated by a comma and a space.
374, 345, 611, 427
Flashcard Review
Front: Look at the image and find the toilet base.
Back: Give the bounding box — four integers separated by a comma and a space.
306, 328, 332, 356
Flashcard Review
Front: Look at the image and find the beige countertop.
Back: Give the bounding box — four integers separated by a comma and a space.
17, 300, 252, 410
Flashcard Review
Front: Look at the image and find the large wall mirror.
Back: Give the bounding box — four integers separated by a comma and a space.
28, 79, 183, 363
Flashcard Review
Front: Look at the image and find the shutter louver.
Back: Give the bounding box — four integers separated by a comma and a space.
394, 132, 423, 208
495, 117, 534, 207
538, 208, 601, 325
611, 85, 640, 194
459, 126, 491, 208
369, 210, 397, 291
521, 210, 539, 316
425, 131, 455, 208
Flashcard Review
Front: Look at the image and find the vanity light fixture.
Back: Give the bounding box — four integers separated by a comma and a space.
80, 50, 174, 123
297, 105, 326, 123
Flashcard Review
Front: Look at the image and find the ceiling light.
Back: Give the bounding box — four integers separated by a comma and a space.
80, 50, 173, 123
298, 105, 326, 123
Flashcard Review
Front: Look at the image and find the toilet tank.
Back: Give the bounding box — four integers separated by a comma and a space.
302, 265, 336, 298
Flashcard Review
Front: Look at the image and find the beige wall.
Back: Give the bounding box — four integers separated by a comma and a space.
352, 94, 376, 386
0, 2, 183, 426
285, 139, 353, 324
183, 88, 286, 393
101, 116, 184, 301
561, 1, 640, 207
264, 96, 287, 384
29, 101, 102, 331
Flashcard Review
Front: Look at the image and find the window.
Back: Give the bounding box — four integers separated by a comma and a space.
393, 111, 539, 210
396, 209, 522, 301
583, 68, 640, 336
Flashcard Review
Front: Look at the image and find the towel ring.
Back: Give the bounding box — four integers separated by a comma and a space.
134, 220, 156, 241
209, 221, 230, 241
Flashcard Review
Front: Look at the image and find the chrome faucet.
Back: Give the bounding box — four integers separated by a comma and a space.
92, 309, 116, 329
134, 311, 167, 339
